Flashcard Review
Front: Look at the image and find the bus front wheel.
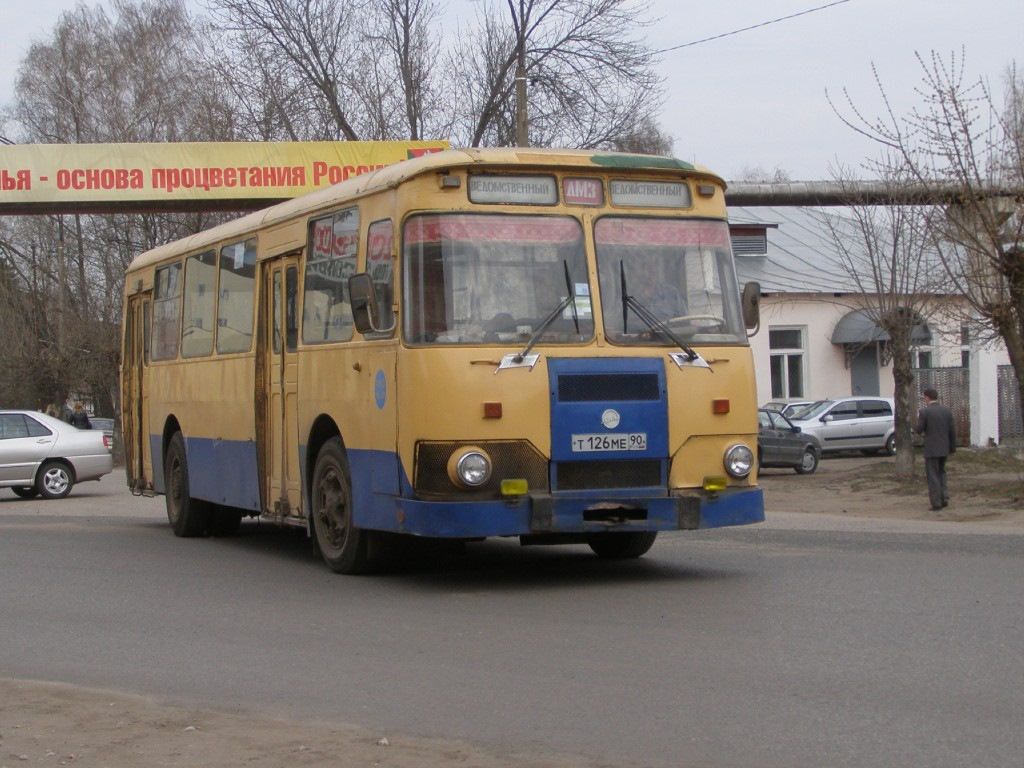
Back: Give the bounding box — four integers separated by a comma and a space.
311, 438, 371, 574
587, 531, 658, 559
165, 432, 210, 537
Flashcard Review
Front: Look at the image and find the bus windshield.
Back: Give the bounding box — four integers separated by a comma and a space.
594, 217, 746, 345
403, 213, 593, 345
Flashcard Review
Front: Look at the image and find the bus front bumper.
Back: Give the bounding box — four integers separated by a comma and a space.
389, 487, 764, 538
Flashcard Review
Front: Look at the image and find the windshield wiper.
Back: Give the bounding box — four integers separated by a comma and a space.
513, 261, 578, 363
619, 261, 698, 361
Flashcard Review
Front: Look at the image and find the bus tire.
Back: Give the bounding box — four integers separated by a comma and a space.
164, 432, 209, 537
311, 437, 371, 574
587, 531, 658, 560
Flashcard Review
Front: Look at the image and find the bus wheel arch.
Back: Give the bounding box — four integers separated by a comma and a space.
310, 435, 372, 574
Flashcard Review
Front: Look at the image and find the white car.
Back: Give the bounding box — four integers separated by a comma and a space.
0, 410, 113, 499
790, 397, 896, 455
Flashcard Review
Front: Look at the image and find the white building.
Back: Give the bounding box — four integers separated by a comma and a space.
728, 206, 1013, 446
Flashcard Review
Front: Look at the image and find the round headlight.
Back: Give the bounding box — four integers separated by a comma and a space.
453, 449, 492, 487
724, 444, 754, 478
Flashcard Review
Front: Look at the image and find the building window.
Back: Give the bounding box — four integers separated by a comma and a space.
911, 348, 933, 369
769, 326, 805, 398
961, 324, 970, 368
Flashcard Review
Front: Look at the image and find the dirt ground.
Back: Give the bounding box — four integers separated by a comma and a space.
758, 446, 1024, 528
4, 449, 1022, 767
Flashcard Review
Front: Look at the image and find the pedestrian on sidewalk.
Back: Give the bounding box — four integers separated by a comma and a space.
915, 388, 957, 511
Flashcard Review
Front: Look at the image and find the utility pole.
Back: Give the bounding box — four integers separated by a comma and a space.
514, 0, 528, 147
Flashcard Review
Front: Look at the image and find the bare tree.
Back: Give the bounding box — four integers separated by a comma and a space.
204, 0, 370, 140
830, 51, 1024, 431
816, 162, 948, 477
605, 115, 674, 156
450, 0, 663, 148
4, 0, 237, 413
206, 0, 665, 148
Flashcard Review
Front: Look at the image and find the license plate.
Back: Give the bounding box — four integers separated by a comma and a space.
571, 433, 647, 452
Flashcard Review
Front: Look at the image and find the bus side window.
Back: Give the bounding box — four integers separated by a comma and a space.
181, 250, 216, 358
304, 207, 359, 344
216, 237, 257, 354
152, 262, 182, 361
365, 219, 395, 338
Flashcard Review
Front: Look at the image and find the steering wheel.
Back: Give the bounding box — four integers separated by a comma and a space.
666, 314, 726, 330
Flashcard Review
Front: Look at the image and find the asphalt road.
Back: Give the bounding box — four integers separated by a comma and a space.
2, 472, 1022, 768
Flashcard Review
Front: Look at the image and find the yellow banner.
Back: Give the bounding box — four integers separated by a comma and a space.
0, 141, 450, 209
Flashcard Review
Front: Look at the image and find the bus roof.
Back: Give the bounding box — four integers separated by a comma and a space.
125, 147, 724, 273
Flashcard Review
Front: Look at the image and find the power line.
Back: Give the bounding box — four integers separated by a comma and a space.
656, 0, 853, 54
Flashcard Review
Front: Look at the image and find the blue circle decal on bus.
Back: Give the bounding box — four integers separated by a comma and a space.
374, 369, 387, 409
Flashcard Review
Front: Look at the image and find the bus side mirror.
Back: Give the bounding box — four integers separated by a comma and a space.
741, 282, 761, 333
349, 273, 393, 335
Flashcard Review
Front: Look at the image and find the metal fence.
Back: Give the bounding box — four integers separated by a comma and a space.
913, 367, 970, 446
998, 365, 1023, 446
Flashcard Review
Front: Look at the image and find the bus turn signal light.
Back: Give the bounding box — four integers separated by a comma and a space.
712, 399, 730, 414
483, 402, 502, 419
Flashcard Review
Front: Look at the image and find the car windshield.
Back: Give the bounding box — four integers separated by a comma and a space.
403, 213, 593, 345
594, 217, 746, 345
793, 400, 833, 420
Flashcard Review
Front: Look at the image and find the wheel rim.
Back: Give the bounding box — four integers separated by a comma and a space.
315, 464, 350, 557
802, 450, 816, 471
43, 467, 70, 496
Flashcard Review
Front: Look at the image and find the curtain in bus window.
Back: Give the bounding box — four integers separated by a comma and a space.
402, 213, 591, 345
181, 250, 217, 357
304, 208, 358, 344
216, 238, 257, 354
594, 218, 745, 345
152, 262, 182, 361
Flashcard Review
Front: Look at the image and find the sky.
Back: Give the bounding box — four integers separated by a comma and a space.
1, 0, 1021, 181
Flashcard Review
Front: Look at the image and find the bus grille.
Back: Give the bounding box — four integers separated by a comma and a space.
414, 440, 549, 498
555, 460, 662, 491
557, 373, 660, 402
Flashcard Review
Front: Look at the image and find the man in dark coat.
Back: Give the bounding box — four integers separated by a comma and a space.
915, 388, 957, 511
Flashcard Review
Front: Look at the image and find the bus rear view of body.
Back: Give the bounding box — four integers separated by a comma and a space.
122, 148, 764, 573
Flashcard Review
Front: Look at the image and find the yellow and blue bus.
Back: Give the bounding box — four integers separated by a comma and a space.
121, 148, 764, 573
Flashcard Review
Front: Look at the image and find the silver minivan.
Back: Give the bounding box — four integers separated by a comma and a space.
790, 396, 896, 455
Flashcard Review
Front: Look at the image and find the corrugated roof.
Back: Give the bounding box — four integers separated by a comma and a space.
729, 206, 865, 294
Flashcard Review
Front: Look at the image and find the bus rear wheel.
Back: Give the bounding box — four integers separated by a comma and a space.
311, 438, 371, 574
164, 432, 210, 537
587, 531, 658, 559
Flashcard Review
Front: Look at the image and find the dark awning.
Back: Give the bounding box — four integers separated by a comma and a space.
831, 309, 931, 344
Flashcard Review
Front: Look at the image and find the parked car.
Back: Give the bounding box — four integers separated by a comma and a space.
758, 408, 821, 474
90, 417, 115, 445
761, 399, 814, 420
0, 410, 113, 499
789, 396, 896, 455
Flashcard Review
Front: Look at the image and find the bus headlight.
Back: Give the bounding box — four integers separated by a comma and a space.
447, 447, 493, 488
724, 444, 754, 478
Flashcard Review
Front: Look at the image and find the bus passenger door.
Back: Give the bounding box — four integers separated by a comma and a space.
122, 292, 152, 492
260, 257, 302, 520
